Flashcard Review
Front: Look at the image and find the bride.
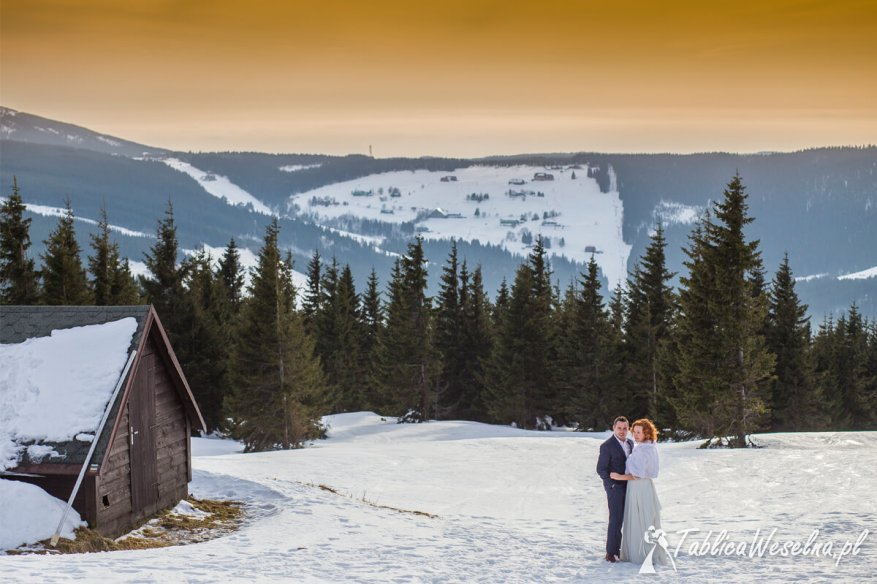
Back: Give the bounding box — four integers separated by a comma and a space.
610, 418, 670, 568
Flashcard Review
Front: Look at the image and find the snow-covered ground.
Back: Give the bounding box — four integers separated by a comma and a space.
288, 166, 632, 289
0, 197, 154, 239
2, 413, 874, 582
161, 158, 275, 216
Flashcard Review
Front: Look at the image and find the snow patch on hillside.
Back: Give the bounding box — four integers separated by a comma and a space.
288, 165, 631, 288
0, 198, 153, 238
652, 200, 703, 226
838, 266, 877, 280
162, 158, 274, 216
279, 164, 322, 172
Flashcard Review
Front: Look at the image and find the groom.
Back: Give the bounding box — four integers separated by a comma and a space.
596, 416, 634, 563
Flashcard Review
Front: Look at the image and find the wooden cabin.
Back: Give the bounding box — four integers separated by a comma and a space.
0, 305, 206, 538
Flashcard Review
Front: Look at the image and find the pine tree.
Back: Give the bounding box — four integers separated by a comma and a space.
624, 224, 676, 423
372, 237, 439, 421
483, 239, 557, 429
459, 264, 493, 421
302, 249, 322, 331
673, 175, 775, 447
566, 257, 616, 430
0, 177, 39, 304
88, 207, 138, 306
766, 253, 823, 430
89, 207, 114, 306
217, 237, 245, 314
141, 200, 186, 334
41, 199, 91, 305
359, 268, 384, 410
225, 219, 327, 450
434, 240, 466, 418
177, 247, 230, 431
109, 257, 141, 305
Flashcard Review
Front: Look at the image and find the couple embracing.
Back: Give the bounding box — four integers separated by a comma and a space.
596, 416, 671, 567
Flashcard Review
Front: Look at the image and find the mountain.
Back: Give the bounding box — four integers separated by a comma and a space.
1, 107, 875, 320
0, 107, 167, 158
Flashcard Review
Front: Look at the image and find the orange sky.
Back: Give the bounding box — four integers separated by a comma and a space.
2, 0, 875, 156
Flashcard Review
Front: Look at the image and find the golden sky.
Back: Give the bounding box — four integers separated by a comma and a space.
2, 0, 875, 156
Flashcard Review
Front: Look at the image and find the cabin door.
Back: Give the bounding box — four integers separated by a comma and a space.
129, 352, 158, 513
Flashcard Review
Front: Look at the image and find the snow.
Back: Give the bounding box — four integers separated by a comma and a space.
0, 479, 84, 551
0, 318, 138, 471
170, 500, 210, 519
181, 244, 307, 291
161, 158, 274, 216
652, 200, 703, 226
0, 198, 154, 239
795, 273, 829, 283
838, 265, 877, 280
287, 165, 632, 289
279, 164, 322, 172
2, 412, 874, 581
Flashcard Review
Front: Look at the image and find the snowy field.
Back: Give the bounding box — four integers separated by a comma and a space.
287, 166, 632, 289
2, 413, 874, 583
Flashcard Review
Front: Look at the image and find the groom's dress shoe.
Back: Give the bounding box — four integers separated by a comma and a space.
605, 554, 617, 563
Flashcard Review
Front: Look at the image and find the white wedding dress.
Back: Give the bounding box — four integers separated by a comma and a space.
619, 441, 670, 567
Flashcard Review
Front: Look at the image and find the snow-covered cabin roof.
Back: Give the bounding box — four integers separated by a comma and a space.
0, 306, 205, 474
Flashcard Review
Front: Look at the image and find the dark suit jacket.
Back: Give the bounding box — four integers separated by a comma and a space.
596, 435, 634, 490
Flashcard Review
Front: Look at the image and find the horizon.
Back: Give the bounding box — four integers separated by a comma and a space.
2, 1, 875, 157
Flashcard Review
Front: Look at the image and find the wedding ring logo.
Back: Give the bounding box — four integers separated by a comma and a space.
640, 526, 677, 574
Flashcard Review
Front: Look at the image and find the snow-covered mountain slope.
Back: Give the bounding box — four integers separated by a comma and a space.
0, 107, 165, 158
289, 165, 632, 289
0, 197, 154, 239
2, 413, 873, 582
161, 158, 275, 216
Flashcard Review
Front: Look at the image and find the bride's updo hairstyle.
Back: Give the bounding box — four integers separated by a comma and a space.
632, 418, 658, 442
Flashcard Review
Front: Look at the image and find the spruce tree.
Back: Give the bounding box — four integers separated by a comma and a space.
459, 264, 493, 421
568, 257, 616, 430
766, 253, 823, 430
674, 175, 775, 447
0, 177, 40, 304
89, 207, 114, 306
302, 249, 322, 331
359, 268, 384, 410
435, 240, 466, 418
372, 237, 438, 421
624, 224, 676, 423
483, 240, 557, 429
217, 237, 245, 314
177, 248, 230, 431
109, 257, 141, 305
87, 207, 138, 306
141, 200, 186, 334
41, 199, 91, 305
225, 219, 327, 450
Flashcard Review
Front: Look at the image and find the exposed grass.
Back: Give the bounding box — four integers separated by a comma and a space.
310, 482, 438, 519
7, 496, 243, 555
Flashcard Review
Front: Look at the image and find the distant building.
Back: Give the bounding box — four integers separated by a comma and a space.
585, 245, 601, 254
352, 189, 373, 197
380, 208, 394, 215
428, 208, 449, 219
541, 220, 560, 227
533, 172, 555, 181
508, 178, 526, 185
440, 176, 458, 182
500, 218, 521, 227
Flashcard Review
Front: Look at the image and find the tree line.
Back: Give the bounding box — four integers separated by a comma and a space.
2, 174, 876, 449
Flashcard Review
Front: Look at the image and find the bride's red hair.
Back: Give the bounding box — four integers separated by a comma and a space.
632, 418, 658, 442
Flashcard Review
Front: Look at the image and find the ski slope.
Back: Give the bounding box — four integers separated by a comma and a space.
288, 166, 632, 289
1, 413, 874, 582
